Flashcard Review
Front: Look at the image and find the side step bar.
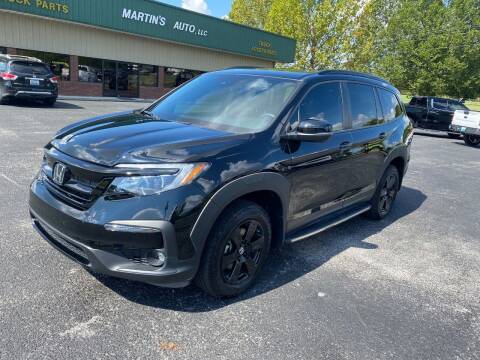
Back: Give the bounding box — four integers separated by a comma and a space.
286, 204, 371, 243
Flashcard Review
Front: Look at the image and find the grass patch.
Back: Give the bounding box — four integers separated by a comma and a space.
465, 101, 480, 111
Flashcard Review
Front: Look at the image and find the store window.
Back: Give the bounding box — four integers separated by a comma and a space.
139, 64, 158, 87
164, 67, 203, 88
0, 47, 6, 55
17, 49, 70, 80
78, 57, 103, 83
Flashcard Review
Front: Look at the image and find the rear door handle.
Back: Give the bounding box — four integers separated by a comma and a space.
379, 132, 386, 139
339, 141, 352, 150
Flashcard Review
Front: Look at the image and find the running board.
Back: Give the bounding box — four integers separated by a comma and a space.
286, 204, 371, 243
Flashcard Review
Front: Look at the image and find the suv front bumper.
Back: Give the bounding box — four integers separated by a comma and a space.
29, 179, 198, 288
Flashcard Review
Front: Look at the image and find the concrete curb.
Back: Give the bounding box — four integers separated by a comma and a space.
58, 96, 155, 103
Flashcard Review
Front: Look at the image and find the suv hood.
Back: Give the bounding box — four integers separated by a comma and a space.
51, 111, 250, 166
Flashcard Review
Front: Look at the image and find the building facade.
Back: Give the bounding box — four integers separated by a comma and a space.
0, 0, 295, 99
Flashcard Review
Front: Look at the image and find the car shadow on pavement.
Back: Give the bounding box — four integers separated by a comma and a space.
414, 131, 450, 139
452, 141, 479, 149
93, 186, 427, 312
5, 100, 83, 109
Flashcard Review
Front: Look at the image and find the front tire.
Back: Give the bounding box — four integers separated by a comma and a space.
367, 165, 400, 220
464, 135, 480, 147
196, 200, 271, 298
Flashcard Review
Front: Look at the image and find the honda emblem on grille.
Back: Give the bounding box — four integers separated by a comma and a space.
52, 163, 67, 185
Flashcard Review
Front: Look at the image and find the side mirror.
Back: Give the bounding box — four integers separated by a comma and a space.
282, 118, 333, 142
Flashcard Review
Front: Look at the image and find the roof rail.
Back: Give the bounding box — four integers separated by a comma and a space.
318, 70, 390, 84
224, 66, 261, 70
0, 54, 43, 63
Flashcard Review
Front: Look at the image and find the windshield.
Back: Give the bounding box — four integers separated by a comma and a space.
149, 73, 300, 133
9, 61, 51, 76
448, 100, 468, 111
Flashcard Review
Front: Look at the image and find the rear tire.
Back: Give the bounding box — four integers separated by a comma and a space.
195, 200, 271, 298
464, 135, 480, 147
367, 165, 400, 220
0, 96, 10, 105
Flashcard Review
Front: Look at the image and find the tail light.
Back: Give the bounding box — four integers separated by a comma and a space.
49, 76, 59, 84
0, 72, 18, 81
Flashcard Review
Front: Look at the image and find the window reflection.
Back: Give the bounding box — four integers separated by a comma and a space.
378, 89, 402, 122
345, 83, 379, 128
78, 57, 103, 83
164, 67, 203, 88
17, 49, 70, 80
139, 64, 158, 87
299, 83, 344, 131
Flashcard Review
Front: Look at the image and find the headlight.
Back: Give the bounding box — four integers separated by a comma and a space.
108, 163, 209, 196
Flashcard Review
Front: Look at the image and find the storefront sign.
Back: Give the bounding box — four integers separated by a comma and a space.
0, 0, 295, 63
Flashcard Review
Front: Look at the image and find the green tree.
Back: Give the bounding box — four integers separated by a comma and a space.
229, 0, 273, 29
441, 0, 480, 98
229, 0, 480, 98
265, 0, 361, 71
372, 0, 450, 95
345, 0, 400, 72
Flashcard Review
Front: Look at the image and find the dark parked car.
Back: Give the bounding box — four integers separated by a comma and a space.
29, 69, 413, 297
405, 96, 469, 136
0, 54, 58, 106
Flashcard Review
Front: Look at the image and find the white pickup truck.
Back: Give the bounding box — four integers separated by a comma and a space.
450, 109, 480, 147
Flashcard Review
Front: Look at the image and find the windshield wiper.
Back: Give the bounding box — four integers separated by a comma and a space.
140, 110, 157, 118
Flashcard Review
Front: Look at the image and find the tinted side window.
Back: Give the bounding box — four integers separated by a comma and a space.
298, 82, 343, 131
432, 98, 448, 110
345, 83, 378, 128
417, 97, 427, 107
0, 61, 6, 72
378, 88, 402, 122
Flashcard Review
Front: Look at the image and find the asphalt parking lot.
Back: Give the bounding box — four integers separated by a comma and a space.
0, 100, 479, 360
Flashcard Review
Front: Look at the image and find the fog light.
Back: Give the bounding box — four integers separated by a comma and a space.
146, 249, 165, 267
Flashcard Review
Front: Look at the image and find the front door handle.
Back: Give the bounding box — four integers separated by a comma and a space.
379, 132, 386, 139
339, 141, 352, 150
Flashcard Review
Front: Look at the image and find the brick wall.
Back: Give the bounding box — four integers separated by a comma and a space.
58, 81, 103, 96
138, 67, 169, 100
139, 86, 170, 100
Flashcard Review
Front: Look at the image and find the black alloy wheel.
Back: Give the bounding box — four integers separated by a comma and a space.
196, 200, 271, 298
221, 220, 265, 286
367, 165, 400, 220
378, 172, 398, 217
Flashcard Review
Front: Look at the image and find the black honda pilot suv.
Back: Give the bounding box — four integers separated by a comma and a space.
0, 54, 58, 106
29, 69, 413, 297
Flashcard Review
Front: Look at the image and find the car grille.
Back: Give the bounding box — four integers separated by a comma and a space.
44, 177, 96, 210
41, 158, 113, 210
34, 219, 90, 265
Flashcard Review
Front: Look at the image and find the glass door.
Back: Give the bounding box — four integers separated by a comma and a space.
102, 61, 139, 98
117, 62, 139, 98
103, 61, 117, 97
